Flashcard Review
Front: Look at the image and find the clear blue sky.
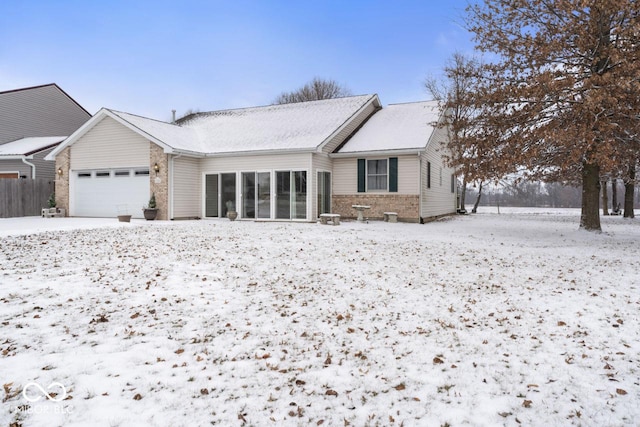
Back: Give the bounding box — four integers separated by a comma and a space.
0, 0, 475, 121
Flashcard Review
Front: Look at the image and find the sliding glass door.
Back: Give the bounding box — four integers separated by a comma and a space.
206, 170, 305, 220
317, 171, 331, 217
276, 170, 307, 220
242, 172, 271, 219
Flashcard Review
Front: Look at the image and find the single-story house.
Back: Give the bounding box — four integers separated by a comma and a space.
0, 84, 92, 179
46, 94, 456, 222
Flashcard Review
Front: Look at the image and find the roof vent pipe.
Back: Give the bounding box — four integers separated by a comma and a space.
171, 109, 176, 123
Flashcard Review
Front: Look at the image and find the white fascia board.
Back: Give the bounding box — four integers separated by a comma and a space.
316, 94, 381, 153
330, 148, 423, 158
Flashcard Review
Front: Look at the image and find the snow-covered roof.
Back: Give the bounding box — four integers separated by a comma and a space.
0, 136, 66, 156
336, 100, 441, 154
178, 95, 378, 154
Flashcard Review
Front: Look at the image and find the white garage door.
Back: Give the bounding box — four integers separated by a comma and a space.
73, 168, 150, 218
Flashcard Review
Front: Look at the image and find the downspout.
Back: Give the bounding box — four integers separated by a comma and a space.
22, 157, 36, 179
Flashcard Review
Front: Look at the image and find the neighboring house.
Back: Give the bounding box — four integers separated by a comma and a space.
47, 95, 456, 222
0, 83, 92, 179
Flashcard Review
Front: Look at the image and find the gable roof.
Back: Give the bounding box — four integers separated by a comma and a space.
0, 84, 92, 145
48, 95, 380, 159
334, 100, 442, 156
0, 136, 66, 157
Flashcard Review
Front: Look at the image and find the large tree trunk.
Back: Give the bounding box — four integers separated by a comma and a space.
623, 165, 635, 218
601, 179, 609, 215
471, 182, 483, 214
580, 162, 601, 231
459, 177, 467, 212
611, 178, 619, 213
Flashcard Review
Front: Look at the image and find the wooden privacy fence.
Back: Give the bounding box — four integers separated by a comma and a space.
0, 178, 55, 218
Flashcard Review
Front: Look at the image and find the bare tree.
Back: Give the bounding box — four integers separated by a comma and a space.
274, 77, 352, 104
425, 52, 484, 212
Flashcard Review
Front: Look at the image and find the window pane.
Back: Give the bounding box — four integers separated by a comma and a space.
367, 159, 387, 191
242, 172, 256, 219
257, 172, 270, 218
221, 173, 236, 217
276, 171, 290, 219
293, 171, 307, 219
205, 174, 219, 217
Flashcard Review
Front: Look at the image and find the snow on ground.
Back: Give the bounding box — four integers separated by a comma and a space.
1, 211, 639, 426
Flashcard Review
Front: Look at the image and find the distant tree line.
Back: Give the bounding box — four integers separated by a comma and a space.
465, 180, 640, 210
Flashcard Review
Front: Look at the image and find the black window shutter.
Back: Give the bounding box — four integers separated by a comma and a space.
389, 157, 398, 192
427, 162, 431, 188
357, 159, 366, 192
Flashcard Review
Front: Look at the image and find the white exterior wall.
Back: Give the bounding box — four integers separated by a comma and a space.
420, 124, 457, 218
332, 155, 420, 195
70, 116, 150, 170
172, 156, 201, 218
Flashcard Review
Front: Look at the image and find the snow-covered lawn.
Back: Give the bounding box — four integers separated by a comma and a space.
1, 211, 638, 426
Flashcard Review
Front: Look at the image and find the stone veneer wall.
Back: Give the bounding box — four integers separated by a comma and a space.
332, 194, 420, 223
150, 143, 169, 220
54, 147, 71, 215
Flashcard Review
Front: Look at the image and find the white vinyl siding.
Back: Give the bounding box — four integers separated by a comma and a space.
332, 155, 419, 195
420, 123, 457, 218
320, 101, 378, 154
0, 84, 91, 145
172, 156, 200, 218
70, 117, 150, 170
200, 153, 311, 172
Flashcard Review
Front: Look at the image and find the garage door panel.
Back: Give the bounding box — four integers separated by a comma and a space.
73, 169, 149, 218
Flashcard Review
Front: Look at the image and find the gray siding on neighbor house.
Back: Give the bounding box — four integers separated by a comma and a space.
420, 124, 457, 218
32, 147, 56, 179
320, 100, 379, 154
70, 116, 150, 170
0, 84, 91, 145
172, 156, 200, 218
0, 159, 31, 178
0, 147, 58, 179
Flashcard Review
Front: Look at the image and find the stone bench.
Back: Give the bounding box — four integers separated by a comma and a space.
383, 212, 398, 223
319, 213, 341, 225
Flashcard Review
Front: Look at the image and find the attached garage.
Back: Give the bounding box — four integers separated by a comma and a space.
72, 168, 149, 218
